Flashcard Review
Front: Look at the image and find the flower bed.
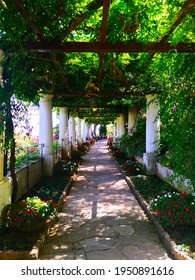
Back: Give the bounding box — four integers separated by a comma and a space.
0, 175, 71, 259
111, 150, 195, 260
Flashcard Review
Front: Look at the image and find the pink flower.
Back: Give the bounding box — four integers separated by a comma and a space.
172, 105, 177, 112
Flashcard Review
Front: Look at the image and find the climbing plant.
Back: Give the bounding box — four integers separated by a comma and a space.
0, 0, 194, 186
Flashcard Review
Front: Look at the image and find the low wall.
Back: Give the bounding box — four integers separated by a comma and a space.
156, 163, 195, 196
15, 159, 42, 200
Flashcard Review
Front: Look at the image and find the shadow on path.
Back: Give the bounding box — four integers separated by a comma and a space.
39, 140, 170, 260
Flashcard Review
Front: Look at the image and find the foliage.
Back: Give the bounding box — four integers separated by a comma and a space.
119, 112, 145, 157
53, 159, 78, 176
122, 159, 144, 175
99, 124, 107, 136
150, 192, 195, 227
0, 197, 58, 229
0, 0, 194, 186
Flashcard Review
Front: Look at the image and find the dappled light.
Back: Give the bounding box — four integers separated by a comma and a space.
39, 140, 170, 260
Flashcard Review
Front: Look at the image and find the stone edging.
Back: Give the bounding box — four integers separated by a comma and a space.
112, 155, 193, 261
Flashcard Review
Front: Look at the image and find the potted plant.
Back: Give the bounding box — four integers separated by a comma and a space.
0, 197, 58, 232
53, 160, 77, 176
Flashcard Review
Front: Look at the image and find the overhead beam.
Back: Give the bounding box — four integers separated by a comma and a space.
5, 41, 195, 53
98, 0, 110, 87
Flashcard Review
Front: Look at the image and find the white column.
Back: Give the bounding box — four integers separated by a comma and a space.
76, 117, 81, 145
117, 114, 125, 137
143, 94, 160, 174
69, 115, 76, 150
81, 119, 86, 142
39, 94, 53, 176
59, 107, 69, 158
113, 120, 117, 140
128, 107, 138, 135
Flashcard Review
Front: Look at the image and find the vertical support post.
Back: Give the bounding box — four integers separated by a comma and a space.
69, 115, 76, 150
128, 107, 138, 135
39, 94, 53, 176
143, 94, 160, 174
76, 117, 81, 145
59, 107, 69, 158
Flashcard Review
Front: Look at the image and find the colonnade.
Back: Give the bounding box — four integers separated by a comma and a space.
114, 93, 160, 175
39, 95, 92, 176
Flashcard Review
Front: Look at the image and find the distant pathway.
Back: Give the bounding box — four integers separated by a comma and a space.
39, 140, 170, 260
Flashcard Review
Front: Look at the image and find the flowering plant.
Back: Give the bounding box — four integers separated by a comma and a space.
122, 159, 144, 174
0, 197, 58, 230
61, 160, 77, 171
150, 192, 195, 227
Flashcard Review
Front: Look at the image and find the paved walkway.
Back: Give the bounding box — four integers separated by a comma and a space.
39, 140, 170, 260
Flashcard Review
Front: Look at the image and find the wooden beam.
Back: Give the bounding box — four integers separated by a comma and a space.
6, 41, 195, 53
10, 0, 45, 41
160, 0, 195, 43
98, 0, 110, 87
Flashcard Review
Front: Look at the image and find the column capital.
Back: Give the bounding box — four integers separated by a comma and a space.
39, 93, 53, 102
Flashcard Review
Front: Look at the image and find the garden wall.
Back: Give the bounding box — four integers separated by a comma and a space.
15, 148, 62, 200
15, 160, 42, 200
156, 163, 195, 196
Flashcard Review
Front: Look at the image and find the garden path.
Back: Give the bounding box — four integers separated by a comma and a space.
39, 140, 170, 260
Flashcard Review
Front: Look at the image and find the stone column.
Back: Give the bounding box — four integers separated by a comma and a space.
59, 107, 69, 158
69, 115, 76, 150
143, 94, 160, 174
39, 94, 53, 176
81, 119, 85, 142
76, 117, 82, 145
117, 114, 125, 137
128, 107, 138, 135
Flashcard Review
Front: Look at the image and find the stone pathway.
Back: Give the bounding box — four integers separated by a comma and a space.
39, 140, 170, 260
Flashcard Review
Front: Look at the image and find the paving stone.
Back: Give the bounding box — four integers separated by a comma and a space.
113, 225, 135, 236
79, 237, 118, 252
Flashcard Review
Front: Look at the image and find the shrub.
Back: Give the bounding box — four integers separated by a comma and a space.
150, 192, 195, 227
0, 197, 58, 230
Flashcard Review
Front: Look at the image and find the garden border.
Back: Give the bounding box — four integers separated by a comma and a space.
0, 176, 75, 260
112, 156, 193, 261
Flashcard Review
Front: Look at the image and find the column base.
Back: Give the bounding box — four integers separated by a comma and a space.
143, 152, 157, 175
43, 154, 54, 176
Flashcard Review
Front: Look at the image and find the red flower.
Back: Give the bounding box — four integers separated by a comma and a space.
157, 211, 161, 215
174, 204, 179, 208
183, 192, 188, 195
185, 208, 190, 213
179, 195, 184, 199
168, 200, 172, 204
166, 210, 172, 216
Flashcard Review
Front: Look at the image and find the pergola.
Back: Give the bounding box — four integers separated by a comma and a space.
0, 0, 194, 209
0, 0, 194, 120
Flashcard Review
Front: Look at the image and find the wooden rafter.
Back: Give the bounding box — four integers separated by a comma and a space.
10, 0, 70, 87
125, 0, 195, 92
10, 0, 45, 41
64, 0, 103, 37
98, 0, 110, 87
4, 41, 195, 53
